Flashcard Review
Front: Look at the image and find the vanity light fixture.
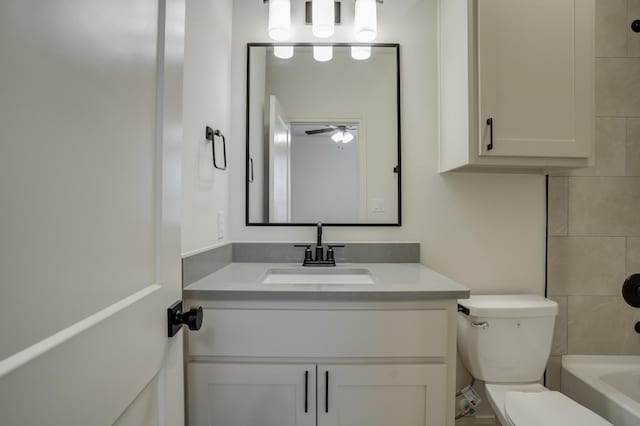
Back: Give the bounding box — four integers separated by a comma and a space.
268, 0, 291, 41
312, 0, 335, 38
313, 45, 333, 62
354, 0, 379, 42
351, 45, 371, 60
274, 45, 294, 59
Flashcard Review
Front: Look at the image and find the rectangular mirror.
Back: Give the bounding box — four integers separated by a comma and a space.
246, 43, 401, 226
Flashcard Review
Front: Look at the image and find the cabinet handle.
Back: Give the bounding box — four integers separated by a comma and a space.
304, 370, 309, 413
325, 370, 329, 413
487, 117, 494, 151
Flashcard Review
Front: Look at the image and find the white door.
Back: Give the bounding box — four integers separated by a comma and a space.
268, 95, 292, 222
189, 363, 316, 426
477, 0, 593, 158
0, 1, 186, 425
317, 364, 447, 426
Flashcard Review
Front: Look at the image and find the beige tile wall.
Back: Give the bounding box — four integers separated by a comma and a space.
547, 0, 640, 390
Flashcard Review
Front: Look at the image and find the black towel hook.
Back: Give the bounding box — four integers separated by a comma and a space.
205, 126, 227, 171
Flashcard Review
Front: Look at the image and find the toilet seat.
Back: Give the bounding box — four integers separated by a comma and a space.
505, 390, 611, 426
485, 383, 612, 426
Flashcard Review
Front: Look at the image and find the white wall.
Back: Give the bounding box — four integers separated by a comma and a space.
181, 0, 232, 255
230, 0, 545, 295
248, 47, 267, 222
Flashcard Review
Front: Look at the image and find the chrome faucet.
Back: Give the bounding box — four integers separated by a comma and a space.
294, 222, 344, 266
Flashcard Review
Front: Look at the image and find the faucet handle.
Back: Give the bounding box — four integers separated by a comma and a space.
294, 244, 313, 263
326, 245, 345, 263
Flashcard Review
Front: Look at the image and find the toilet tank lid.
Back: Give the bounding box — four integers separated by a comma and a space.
458, 295, 558, 318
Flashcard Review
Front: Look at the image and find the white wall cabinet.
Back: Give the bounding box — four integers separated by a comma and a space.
186, 300, 458, 426
439, 0, 595, 172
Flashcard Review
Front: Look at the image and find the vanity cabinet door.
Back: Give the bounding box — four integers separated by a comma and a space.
477, 0, 593, 159
188, 362, 316, 426
317, 364, 447, 426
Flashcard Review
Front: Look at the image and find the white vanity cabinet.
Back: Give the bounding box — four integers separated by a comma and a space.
318, 364, 447, 426
189, 363, 447, 426
189, 363, 317, 426
438, 0, 595, 172
186, 300, 457, 426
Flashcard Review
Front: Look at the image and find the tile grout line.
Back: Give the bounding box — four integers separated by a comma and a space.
565, 175, 570, 237
625, 117, 629, 176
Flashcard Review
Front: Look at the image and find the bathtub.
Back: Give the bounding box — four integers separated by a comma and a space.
562, 355, 640, 426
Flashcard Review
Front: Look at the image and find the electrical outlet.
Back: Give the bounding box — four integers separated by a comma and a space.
217, 211, 225, 240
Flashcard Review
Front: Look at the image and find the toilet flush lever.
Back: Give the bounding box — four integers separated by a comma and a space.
471, 321, 489, 329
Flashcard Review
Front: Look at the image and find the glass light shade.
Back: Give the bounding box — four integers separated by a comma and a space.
351, 45, 371, 60
313, 45, 333, 62
342, 132, 354, 143
354, 0, 377, 42
274, 45, 294, 59
331, 131, 343, 142
268, 0, 291, 41
312, 0, 335, 38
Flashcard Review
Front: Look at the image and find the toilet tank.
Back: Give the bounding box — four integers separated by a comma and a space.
457, 295, 558, 383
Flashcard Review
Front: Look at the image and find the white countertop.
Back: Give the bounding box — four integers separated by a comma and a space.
184, 263, 470, 301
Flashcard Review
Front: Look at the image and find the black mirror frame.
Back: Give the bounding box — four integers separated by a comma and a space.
245, 42, 401, 227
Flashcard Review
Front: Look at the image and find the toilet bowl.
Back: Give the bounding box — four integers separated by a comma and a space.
457, 295, 611, 426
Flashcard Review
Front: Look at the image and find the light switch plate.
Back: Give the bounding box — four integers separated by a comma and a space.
371, 198, 385, 213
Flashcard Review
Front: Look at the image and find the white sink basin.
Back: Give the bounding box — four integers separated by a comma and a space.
261, 268, 375, 285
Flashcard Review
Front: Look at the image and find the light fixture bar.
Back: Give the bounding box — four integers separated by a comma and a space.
305, 1, 341, 25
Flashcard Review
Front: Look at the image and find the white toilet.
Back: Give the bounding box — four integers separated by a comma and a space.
457, 295, 611, 426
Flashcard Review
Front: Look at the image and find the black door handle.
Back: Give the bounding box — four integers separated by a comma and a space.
167, 301, 203, 337
304, 370, 309, 413
487, 117, 494, 151
325, 370, 329, 413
